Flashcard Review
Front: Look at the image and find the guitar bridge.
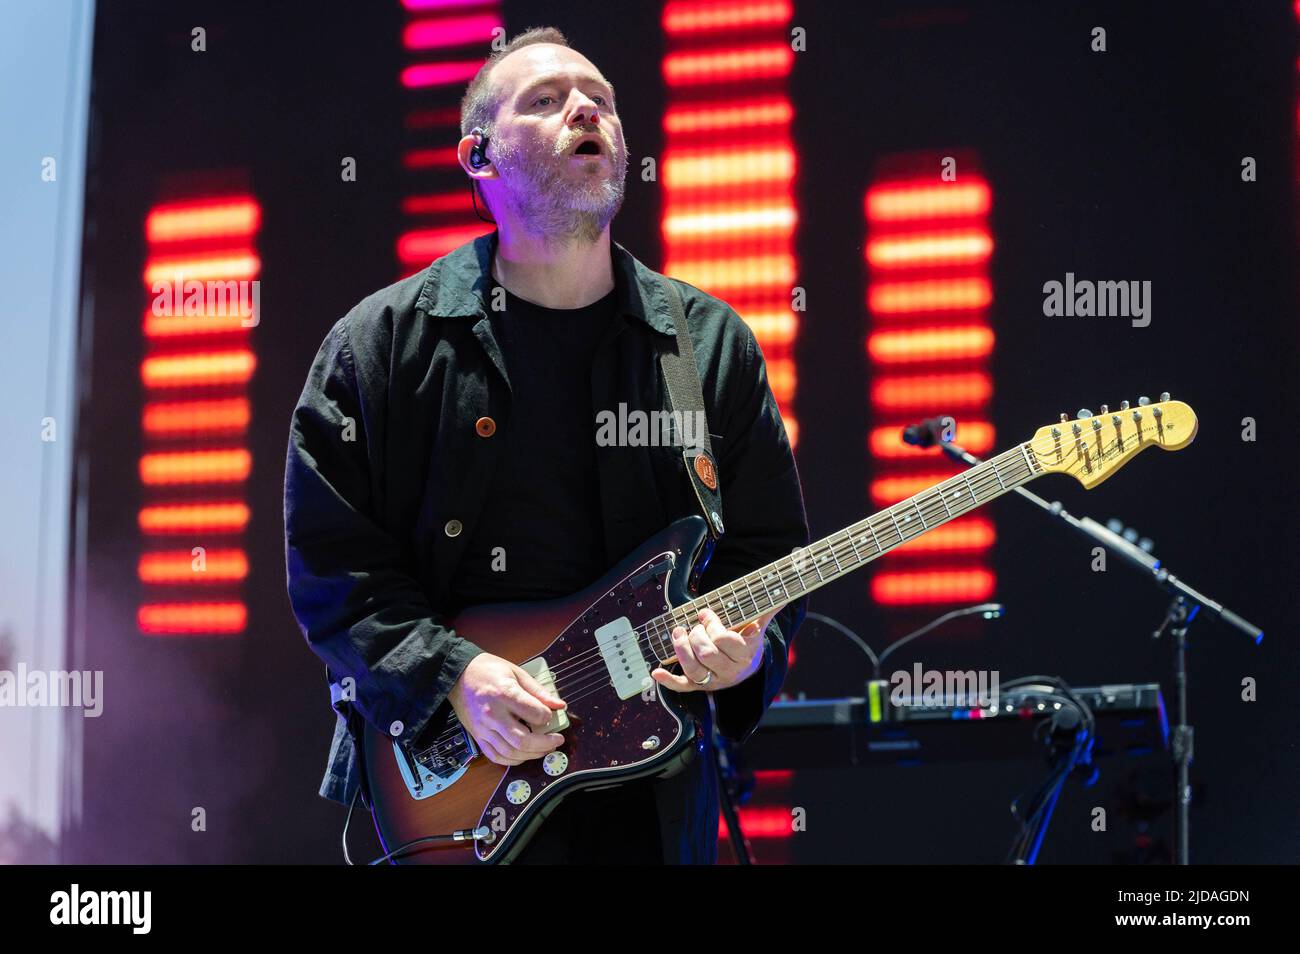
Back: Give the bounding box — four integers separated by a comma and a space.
393, 725, 479, 800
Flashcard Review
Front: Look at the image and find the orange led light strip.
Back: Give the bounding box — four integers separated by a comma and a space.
139, 193, 261, 635
865, 168, 996, 606
867, 326, 994, 364
663, 0, 792, 34
138, 602, 247, 635
138, 502, 250, 534
143, 399, 251, 436
866, 181, 991, 222
146, 200, 261, 243
872, 569, 996, 606
139, 449, 252, 485
663, 44, 794, 85
661, 1, 800, 444
138, 549, 249, 583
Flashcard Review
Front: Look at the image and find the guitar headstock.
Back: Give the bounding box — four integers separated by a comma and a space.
1029, 394, 1197, 489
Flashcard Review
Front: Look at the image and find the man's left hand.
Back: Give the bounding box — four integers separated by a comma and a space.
650, 607, 777, 693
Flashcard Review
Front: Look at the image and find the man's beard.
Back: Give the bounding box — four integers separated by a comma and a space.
491, 126, 628, 243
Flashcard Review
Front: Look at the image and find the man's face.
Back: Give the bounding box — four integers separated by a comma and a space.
482, 44, 628, 240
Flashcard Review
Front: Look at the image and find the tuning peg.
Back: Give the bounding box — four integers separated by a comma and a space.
1120, 400, 1130, 410
1060, 413, 1069, 423
1077, 409, 1092, 419
1138, 396, 1150, 406
1159, 391, 1170, 402
1099, 405, 1109, 414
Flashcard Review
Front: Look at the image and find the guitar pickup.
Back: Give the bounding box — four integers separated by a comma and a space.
520, 657, 570, 733
594, 616, 655, 700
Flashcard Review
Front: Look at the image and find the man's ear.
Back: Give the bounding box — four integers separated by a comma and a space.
457, 133, 498, 180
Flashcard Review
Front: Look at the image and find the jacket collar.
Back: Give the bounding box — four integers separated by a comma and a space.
414, 230, 678, 336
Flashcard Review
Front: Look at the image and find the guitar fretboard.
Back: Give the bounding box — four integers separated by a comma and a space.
645, 443, 1042, 662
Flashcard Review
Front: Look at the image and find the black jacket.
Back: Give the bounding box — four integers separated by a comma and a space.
283, 231, 810, 863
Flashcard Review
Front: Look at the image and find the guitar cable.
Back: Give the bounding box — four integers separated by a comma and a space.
1000, 676, 1097, 864
341, 788, 359, 866
804, 602, 1004, 681
341, 784, 494, 865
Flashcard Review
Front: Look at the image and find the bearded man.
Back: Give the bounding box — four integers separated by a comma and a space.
284, 26, 809, 864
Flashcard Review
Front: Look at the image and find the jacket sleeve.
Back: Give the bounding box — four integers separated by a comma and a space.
283, 317, 483, 753
699, 322, 810, 745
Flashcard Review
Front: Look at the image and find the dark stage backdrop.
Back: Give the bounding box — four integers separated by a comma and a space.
67, 0, 1299, 864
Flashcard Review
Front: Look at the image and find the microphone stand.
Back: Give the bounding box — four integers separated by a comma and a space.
935, 436, 1263, 865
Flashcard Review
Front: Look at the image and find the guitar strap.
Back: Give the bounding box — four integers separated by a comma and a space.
655, 277, 725, 544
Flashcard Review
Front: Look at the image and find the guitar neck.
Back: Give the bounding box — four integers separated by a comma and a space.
647, 443, 1043, 662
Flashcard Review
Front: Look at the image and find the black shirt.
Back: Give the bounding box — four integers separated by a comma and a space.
445, 283, 662, 863
447, 285, 616, 608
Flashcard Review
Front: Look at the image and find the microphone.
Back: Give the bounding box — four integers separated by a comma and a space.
901, 415, 955, 448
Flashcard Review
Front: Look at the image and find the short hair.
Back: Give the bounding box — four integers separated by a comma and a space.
460, 27, 570, 138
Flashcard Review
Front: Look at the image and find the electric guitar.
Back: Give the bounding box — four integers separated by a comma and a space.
362, 397, 1198, 863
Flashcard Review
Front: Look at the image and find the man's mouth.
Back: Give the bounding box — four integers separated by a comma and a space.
568, 135, 607, 158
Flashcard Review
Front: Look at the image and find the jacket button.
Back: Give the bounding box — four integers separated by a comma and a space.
475, 416, 496, 437
444, 519, 463, 538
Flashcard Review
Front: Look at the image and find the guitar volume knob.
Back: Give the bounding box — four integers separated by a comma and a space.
506, 780, 532, 804
542, 752, 569, 776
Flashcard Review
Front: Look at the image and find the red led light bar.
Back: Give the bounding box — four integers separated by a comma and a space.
140, 193, 260, 635
660, 2, 801, 445
866, 166, 996, 607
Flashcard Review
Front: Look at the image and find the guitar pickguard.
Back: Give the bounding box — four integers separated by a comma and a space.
473, 549, 693, 862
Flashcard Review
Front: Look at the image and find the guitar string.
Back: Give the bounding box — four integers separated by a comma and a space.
424, 441, 1050, 749
423, 427, 1157, 750
424, 429, 1142, 753
547, 442, 1032, 680
424, 442, 1047, 750
421, 446, 1036, 751
545, 443, 1038, 685
538, 436, 1107, 713
617, 423, 1156, 674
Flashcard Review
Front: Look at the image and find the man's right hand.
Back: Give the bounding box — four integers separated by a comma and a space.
447, 653, 566, 766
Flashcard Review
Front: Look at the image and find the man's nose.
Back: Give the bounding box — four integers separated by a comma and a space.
565, 93, 600, 127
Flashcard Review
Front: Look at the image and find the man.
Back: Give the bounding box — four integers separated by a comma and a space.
284, 27, 809, 864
